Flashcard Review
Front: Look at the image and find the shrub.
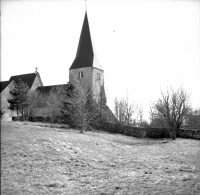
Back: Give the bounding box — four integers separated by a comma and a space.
102, 122, 200, 140
179, 129, 200, 140
145, 128, 171, 138
102, 122, 146, 138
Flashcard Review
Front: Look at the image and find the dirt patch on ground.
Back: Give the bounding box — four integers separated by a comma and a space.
1, 121, 200, 195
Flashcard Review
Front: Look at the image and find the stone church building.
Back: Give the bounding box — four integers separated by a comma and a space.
1, 8, 114, 122
0, 71, 44, 120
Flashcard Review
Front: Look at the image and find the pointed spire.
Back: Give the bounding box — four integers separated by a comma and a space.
70, 3, 102, 70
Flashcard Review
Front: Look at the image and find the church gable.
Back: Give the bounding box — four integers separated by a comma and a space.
0, 80, 16, 96
0, 81, 11, 93
8, 71, 43, 91
31, 72, 43, 91
9, 73, 37, 89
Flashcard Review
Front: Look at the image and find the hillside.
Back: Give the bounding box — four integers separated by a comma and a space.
1, 121, 200, 195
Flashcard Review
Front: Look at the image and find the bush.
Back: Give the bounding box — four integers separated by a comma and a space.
179, 129, 200, 140
102, 122, 146, 138
12, 116, 23, 121
28, 116, 48, 122
102, 122, 119, 134
120, 125, 146, 138
102, 122, 200, 140
145, 128, 171, 138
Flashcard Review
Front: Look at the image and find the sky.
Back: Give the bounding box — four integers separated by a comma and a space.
1, 0, 200, 121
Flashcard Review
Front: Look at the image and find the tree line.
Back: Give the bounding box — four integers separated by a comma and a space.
2, 78, 200, 139
5, 77, 107, 133
114, 86, 200, 139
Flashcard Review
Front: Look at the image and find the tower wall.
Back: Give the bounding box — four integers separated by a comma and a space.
69, 67, 105, 101
92, 68, 104, 101
69, 67, 93, 92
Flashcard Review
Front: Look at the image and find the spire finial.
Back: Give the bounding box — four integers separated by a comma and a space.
85, 0, 87, 12
35, 67, 38, 74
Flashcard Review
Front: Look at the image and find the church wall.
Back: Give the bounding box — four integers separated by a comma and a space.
1, 82, 17, 121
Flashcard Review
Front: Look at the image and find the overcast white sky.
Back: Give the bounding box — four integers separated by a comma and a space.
1, 0, 200, 120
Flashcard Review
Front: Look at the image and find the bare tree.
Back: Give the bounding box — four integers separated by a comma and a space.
124, 92, 135, 125
152, 86, 190, 139
149, 105, 167, 128
114, 93, 136, 125
114, 98, 126, 124
27, 91, 39, 119
43, 86, 64, 127
27, 91, 46, 119
137, 105, 143, 127
149, 105, 154, 125
61, 76, 100, 133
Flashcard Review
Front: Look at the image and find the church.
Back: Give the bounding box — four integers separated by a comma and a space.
1, 6, 114, 122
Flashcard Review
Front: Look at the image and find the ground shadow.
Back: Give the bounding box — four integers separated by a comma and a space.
113, 138, 171, 146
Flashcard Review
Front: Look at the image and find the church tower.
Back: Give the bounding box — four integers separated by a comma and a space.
69, 5, 105, 101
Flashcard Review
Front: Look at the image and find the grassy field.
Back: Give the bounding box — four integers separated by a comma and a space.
1, 121, 200, 195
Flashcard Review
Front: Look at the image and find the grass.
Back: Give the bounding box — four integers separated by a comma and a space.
1, 121, 200, 195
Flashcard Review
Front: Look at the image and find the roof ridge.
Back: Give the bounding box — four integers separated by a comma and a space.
9, 72, 36, 78
38, 84, 68, 88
